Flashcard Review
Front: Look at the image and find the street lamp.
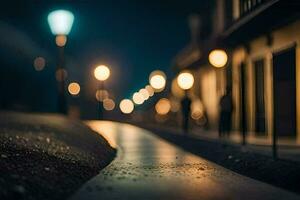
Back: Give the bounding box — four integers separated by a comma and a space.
208, 49, 228, 68
94, 65, 110, 119
48, 9, 74, 114
177, 71, 194, 90
149, 70, 166, 92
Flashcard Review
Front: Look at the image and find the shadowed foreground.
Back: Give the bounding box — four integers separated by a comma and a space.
0, 112, 116, 200
71, 121, 299, 200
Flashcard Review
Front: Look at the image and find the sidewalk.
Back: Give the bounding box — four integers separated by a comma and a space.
70, 121, 299, 200
142, 123, 300, 162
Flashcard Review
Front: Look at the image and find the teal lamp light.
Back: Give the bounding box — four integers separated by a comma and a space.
48, 10, 74, 114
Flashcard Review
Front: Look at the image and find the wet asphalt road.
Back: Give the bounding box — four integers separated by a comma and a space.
70, 121, 300, 200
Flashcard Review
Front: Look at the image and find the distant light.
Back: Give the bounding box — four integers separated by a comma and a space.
139, 89, 149, 101
33, 57, 46, 71
149, 70, 166, 91
132, 92, 144, 105
145, 85, 154, 97
48, 10, 74, 35
55, 35, 67, 47
95, 89, 109, 102
103, 99, 115, 111
209, 49, 228, 68
56, 68, 68, 82
155, 98, 171, 115
68, 82, 80, 96
177, 71, 194, 90
94, 65, 110, 81
119, 99, 134, 114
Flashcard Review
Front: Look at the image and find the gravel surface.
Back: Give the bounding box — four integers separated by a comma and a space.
141, 124, 300, 194
0, 112, 116, 200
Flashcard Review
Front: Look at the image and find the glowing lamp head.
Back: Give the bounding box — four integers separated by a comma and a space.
132, 92, 144, 105
155, 98, 171, 115
209, 49, 228, 68
149, 70, 166, 91
177, 71, 194, 90
48, 10, 74, 35
94, 65, 110, 81
119, 99, 134, 114
68, 82, 80, 96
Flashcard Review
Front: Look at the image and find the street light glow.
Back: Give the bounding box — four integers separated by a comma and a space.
119, 99, 134, 114
132, 92, 144, 105
103, 99, 115, 111
209, 49, 228, 68
94, 65, 110, 81
48, 10, 74, 35
155, 98, 171, 115
55, 35, 67, 47
68, 82, 80, 96
139, 88, 149, 100
33, 57, 46, 71
149, 70, 166, 91
145, 85, 154, 97
95, 89, 109, 102
177, 71, 194, 90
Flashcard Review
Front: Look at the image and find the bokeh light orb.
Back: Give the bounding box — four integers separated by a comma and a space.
149, 70, 166, 91
68, 82, 80, 96
33, 57, 46, 71
177, 71, 194, 90
103, 99, 115, 111
94, 65, 110, 81
55, 35, 67, 47
132, 92, 144, 105
145, 85, 154, 97
95, 89, 109, 102
48, 10, 74, 35
139, 89, 149, 101
155, 98, 171, 115
208, 49, 228, 68
119, 99, 134, 114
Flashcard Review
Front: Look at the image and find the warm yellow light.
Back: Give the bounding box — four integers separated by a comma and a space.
145, 85, 154, 97
170, 97, 181, 113
103, 99, 115, 111
68, 82, 80, 96
55, 35, 67, 47
139, 89, 149, 100
119, 99, 134, 114
95, 89, 109, 102
209, 49, 228, 68
155, 98, 171, 115
33, 57, 46, 71
149, 70, 166, 91
132, 92, 144, 105
94, 65, 110, 81
177, 71, 194, 90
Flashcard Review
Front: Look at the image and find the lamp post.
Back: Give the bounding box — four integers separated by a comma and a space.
94, 65, 110, 119
48, 10, 74, 114
177, 70, 194, 134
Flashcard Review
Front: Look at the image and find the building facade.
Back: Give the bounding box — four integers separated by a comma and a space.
174, 0, 300, 144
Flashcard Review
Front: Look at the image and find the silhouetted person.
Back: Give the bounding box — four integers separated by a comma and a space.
181, 94, 192, 134
219, 87, 233, 137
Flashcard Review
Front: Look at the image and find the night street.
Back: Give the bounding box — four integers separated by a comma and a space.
1, 0, 300, 199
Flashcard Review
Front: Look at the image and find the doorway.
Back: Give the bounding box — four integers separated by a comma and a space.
273, 46, 296, 137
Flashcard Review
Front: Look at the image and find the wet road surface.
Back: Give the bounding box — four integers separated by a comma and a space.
70, 121, 299, 200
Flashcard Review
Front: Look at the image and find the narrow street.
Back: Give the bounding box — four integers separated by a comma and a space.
70, 121, 299, 200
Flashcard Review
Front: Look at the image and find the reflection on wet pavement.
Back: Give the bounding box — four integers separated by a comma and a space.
70, 121, 299, 200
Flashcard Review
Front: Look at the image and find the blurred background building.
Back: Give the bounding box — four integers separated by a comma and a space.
172, 0, 300, 144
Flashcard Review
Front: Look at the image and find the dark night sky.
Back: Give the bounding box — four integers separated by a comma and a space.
0, 0, 212, 114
